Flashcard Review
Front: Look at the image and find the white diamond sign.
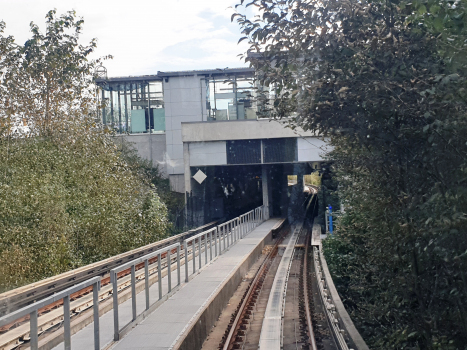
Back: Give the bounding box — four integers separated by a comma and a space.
193, 169, 207, 184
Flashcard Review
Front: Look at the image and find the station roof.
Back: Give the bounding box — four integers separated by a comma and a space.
96, 67, 255, 85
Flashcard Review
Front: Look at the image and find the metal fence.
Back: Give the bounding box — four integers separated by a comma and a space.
110, 242, 181, 341
0, 277, 101, 350
184, 205, 265, 282
0, 206, 266, 350
184, 227, 217, 282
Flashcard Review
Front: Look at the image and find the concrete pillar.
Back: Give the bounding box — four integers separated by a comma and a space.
262, 165, 270, 220
183, 142, 191, 226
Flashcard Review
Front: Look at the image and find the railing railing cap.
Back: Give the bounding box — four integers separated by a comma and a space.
111, 242, 180, 275
0, 276, 101, 327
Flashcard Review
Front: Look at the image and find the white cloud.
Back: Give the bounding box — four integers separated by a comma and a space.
1, 0, 251, 76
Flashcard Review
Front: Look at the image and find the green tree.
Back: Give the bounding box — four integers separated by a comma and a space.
0, 11, 168, 291
234, 0, 467, 348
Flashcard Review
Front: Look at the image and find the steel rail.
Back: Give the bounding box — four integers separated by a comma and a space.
222, 230, 283, 350
303, 231, 318, 350
314, 247, 350, 350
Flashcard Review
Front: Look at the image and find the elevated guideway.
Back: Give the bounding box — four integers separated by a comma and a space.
110, 218, 280, 350
42, 215, 281, 350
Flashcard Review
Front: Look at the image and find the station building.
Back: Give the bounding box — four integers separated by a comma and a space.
96, 67, 329, 225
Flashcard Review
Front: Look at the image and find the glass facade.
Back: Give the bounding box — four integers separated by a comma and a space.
206, 76, 257, 121
98, 80, 164, 134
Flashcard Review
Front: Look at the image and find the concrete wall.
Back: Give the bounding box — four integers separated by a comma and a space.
182, 119, 317, 142
169, 174, 185, 193
163, 76, 207, 176
114, 133, 168, 177
297, 137, 332, 162
189, 141, 227, 166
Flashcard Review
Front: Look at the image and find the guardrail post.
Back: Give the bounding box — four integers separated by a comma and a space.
243, 216, 246, 237
229, 222, 233, 246
167, 249, 172, 293
209, 230, 213, 261
185, 243, 189, 283
192, 239, 196, 273
214, 228, 218, 257
144, 259, 150, 310
111, 272, 119, 341
198, 236, 202, 269
204, 233, 208, 265
29, 309, 38, 350
177, 245, 181, 286
131, 265, 137, 321
222, 226, 226, 253
93, 281, 100, 350
64, 295, 71, 350
158, 253, 162, 300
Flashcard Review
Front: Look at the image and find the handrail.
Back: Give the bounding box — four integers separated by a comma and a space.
184, 205, 265, 282
0, 220, 218, 317
0, 276, 101, 350
110, 243, 181, 341
184, 227, 218, 282
0, 208, 266, 349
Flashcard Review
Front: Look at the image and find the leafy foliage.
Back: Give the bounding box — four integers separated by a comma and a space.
0, 11, 168, 291
235, 0, 467, 348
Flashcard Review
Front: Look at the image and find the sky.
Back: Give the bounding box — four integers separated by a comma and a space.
1, 0, 252, 77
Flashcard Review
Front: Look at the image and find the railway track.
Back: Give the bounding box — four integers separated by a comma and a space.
209, 221, 345, 350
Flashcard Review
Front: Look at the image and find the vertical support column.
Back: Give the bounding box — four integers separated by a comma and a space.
158, 254, 162, 300
131, 265, 136, 321
101, 88, 106, 125
184, 242, 189, 282
110, 88, 114, 128
209, 230, 213, 261
30, 310, 38, 350
144, 260, 150, 310
214, 228, 218, 257
64, 295, 71, 350
192, 239, 196, 273
111, 272, 119, 341
124, 83, 129, 131
183, 143, 191, 224
93, 281, 100, 350
117, 89, 122, 133
198, 237, 202, 269
177, 245, 181, 286
204, 233, 208, 265
262, 165, 270, 220
167, 249, 172, 293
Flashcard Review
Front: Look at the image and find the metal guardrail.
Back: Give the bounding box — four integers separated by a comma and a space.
184, 227, 217, 282
110, 242, 181, 341
0, 277, 101, 350
0, 221, 218, 318
184, 205, 265, 282
0, 207, 266, 350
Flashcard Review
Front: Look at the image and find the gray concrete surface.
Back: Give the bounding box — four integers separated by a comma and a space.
111, 219, 279, 350
259, 223, 302, 350
181, 119, 317, 143
113, 134, 168, 177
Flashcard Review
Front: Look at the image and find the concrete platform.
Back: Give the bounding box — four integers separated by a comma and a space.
51, 219, 280, 350
112, 218, 279, 350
